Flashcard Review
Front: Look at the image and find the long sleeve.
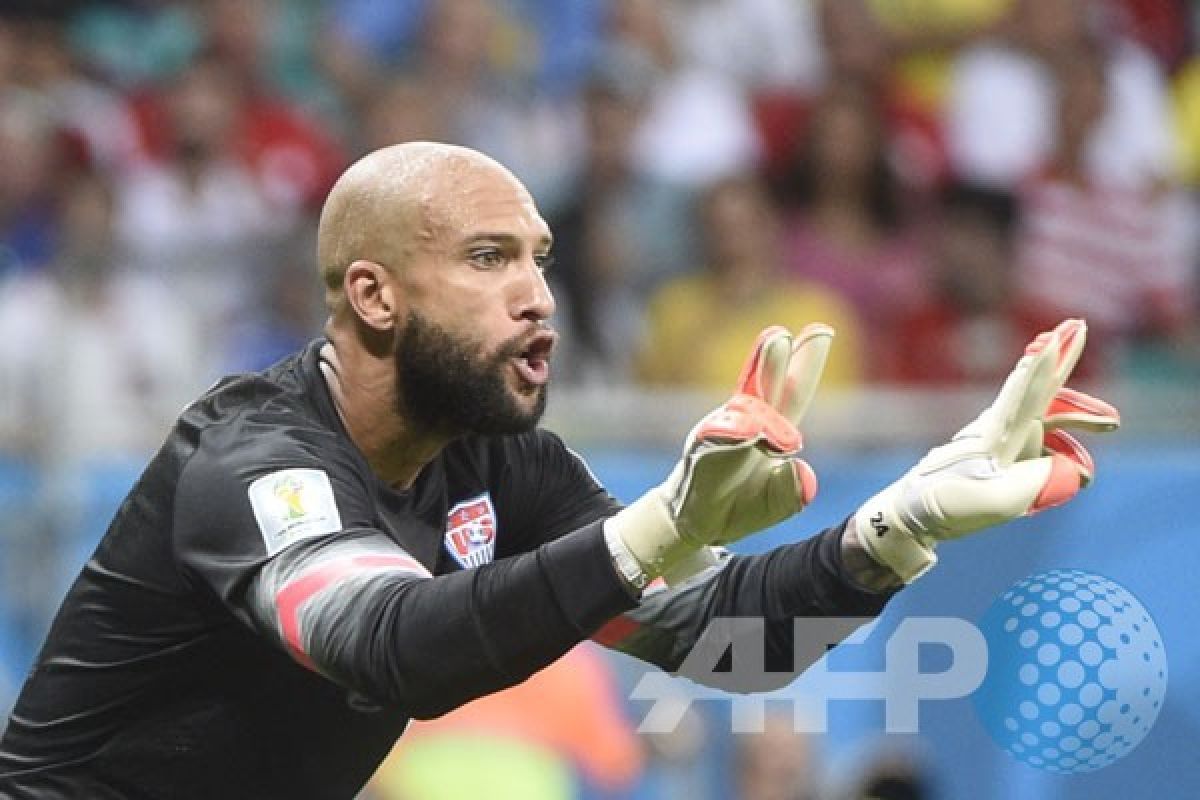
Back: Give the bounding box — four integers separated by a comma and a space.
594, 519, 897, 690
174, 420, 638, 720
239, 522, 637, 718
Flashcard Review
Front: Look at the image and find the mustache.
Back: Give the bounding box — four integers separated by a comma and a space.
492, 324, 555, 361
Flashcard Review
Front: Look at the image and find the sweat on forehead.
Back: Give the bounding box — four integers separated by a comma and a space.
316, 143, 528, 294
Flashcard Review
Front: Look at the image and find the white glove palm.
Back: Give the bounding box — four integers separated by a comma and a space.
855, 319, 1120, 583
607, 324, 834, 586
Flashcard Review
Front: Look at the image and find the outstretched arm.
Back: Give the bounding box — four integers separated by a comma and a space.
594, 520, 896, 690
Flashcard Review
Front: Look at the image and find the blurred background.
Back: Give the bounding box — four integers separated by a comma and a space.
0, 0, 1197, 798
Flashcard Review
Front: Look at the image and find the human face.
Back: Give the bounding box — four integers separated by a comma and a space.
813, 94, 877, 186
392, 161, 557, 434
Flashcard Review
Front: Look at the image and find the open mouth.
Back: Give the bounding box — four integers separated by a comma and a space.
512, 330, 556, 387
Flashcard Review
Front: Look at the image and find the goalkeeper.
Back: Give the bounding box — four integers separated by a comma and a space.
0, 143, 1118, 799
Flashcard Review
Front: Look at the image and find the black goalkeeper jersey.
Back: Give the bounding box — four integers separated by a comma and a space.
0, 340, 894, 799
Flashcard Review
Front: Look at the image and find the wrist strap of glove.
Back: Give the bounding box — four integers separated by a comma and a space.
852, 499, 938, 584
604, 492, 719, 587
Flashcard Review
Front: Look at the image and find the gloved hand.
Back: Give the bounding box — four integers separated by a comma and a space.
605, 324, 834, 587
854, 318, 1120, 583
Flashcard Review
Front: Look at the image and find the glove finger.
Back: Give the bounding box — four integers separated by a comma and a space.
931, 456, 1081, 536
789, 456, 818, 510
1044, 387, 1121, 433
1044, 429, 1095, 487
1042, 318, 1088, 388
693, 395, 801, 453
764, 456, 817, 522
1026, 452, 1087, 514
1011, 319, 1086, 425
1013, 418, 1046, 463
734, 326, 794, 406
983, 319, 1087, 462
778, 322, 834, 426
965, 341, 1050, 450
702, 326, 807, 455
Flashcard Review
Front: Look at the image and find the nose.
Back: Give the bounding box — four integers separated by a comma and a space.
514, 257, 556, 322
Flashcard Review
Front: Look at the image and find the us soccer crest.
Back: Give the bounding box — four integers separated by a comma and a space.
444, 493, 497, 569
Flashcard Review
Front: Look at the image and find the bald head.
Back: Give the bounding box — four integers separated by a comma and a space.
316, 142, 528, 312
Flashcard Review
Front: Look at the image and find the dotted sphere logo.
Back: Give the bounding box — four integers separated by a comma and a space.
972, 569, 1167, 773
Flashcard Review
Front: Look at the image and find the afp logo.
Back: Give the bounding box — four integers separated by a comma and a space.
444, 493, 497, 569
974, 569, 1167, 773
632, 570, 1166, 775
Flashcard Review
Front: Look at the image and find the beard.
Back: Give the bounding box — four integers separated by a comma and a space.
394, 310, 547, 436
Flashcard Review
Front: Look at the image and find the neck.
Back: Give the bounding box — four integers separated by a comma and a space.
319, 331, 450, 490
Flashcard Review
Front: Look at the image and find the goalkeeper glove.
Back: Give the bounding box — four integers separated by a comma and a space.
854, 318, 1121, 583
605, 323, 834, 587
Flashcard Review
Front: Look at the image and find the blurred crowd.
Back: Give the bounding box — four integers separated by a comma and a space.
7, 2, 1192, 796
0, 0, 1198, 461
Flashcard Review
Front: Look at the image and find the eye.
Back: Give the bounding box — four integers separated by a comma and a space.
468, 248, 506, 270
534, 253, 555, 273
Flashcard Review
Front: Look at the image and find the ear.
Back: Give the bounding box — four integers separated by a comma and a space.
343, 260, 399, 332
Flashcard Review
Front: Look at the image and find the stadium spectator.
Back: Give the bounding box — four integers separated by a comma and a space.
946, 0, 1176, 189
321, 0, 603, 100
1106, 0, 1193, 71
321, 0, 586, 203
219, 229, 326, 375
0, 94, 63, 279
0, 15, 132, 278
71, 0, 339, 112
1171, 50, 1200, 187
113, 54, 289, 353
126, 3, 346, 214
671, 0, 823, 94
734, 713, 818, 800
196, 0, 346, 210
548, 48, 693, 384
637, 174, 863, 390
608, 0, 763, 187
374, 0, 578, 201
66, 2, 201, 89
3, 14, 140, 172
357, 73, 454, 155
749, 0, 949, 189
882, 182, 1058, 385
816, 0, 951, 190
0, 170, 205, 465
1012, 43, 1196, 378
775, 81, 927, 372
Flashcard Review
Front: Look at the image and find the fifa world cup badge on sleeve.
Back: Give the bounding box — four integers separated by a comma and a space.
248, 469, 343, 555
444, 493, 497, 569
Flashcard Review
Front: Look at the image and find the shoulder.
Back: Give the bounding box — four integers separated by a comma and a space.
170, 363, 376, 560
177, 346, 361, 486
